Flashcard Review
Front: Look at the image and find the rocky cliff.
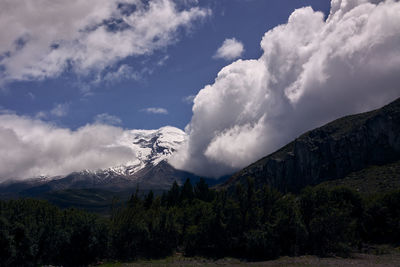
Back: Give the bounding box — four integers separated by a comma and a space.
223, 98, 400, 193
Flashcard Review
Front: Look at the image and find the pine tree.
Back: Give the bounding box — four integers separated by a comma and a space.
180, 179, 194, 202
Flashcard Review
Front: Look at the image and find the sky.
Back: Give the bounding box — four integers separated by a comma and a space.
0, 0, 331, 130
1, 0, 400, 180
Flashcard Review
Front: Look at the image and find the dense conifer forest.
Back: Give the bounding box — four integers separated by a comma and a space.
1, 178, 399, 266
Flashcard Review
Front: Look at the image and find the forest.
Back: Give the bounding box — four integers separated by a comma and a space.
0, 178, 399, 266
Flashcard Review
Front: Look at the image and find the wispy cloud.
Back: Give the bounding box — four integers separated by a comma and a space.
101, 65, 140, 84
182, 94, 196, 104
0, 106, 15, 115
94, 113, 122, 126
141, 107, 169, 115
50, 103, 69, 117
157, 55, 170, 66
27, 92, 35, 100
35, 111, 48, 120
33, 102, 69, 120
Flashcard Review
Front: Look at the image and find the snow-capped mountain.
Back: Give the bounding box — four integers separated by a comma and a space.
76, 126, 186, 178
0, 126, 192, 195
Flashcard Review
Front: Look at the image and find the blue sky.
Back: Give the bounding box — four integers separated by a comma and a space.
0, 0, 331, 130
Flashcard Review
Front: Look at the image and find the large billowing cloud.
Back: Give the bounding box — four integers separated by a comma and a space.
0, 114, 137, 181
0, 0, 210, 84
170, 0, 400, 177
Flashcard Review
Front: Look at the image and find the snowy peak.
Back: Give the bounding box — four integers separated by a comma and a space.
131, 126, 186, 165
99, 126, 187, 176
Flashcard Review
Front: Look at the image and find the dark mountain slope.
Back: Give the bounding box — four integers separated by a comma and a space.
223, 97, 400, 193
0, 161, 227, 204
317, 159, 400, 195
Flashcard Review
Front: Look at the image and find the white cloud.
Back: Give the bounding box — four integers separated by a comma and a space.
157, 55, 170, 66
0, 0, 210, 85
214, 38, 244, 60
94, 113, 122, 126
0, 114, 137, 180
183, 94, 196, 104
35, 111, 48, 120
170, 0, 400, 177
0, 106, 15, 115
101, 64, 140, 84
50, 103, 69, 117
141, 107, 169, 114
34, 102, 69, 120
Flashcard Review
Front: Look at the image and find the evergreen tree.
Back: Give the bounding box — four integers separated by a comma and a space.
194, 178, 212, 202
181, 178, 194, 202
167, 181, 180, 207
144, 190, 154, 209
128, 186, 142, 209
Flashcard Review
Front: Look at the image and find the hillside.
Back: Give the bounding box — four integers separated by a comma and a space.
317, 159, 400, 196
223, 98, 400, 193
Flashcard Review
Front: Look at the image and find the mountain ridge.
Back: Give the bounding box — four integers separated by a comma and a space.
222, 97, 400, 193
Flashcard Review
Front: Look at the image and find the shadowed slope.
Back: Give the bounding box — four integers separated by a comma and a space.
223, 98, 400, 193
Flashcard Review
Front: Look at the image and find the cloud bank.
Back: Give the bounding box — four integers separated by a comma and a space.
214, 38, 244, 60
0, 114, 137, 181
0, 0, 210, 84
170, 0, 400, 177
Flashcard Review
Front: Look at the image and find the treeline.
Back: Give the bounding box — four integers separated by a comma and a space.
0, 178, 399, 266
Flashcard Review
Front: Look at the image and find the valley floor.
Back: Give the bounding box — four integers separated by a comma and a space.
99, 248, 400, 267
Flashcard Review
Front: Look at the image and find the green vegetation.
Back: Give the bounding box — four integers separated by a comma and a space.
41, 188, 133, 214
318, 160, 400, 196
0, 199, 107, 266
0, 178, 399, 266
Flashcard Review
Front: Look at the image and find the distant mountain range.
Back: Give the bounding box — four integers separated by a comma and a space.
222, 97, 400, 193
0, 126, 222, 199
2, 98, 400, 209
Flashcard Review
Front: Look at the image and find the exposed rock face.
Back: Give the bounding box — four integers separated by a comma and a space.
224, 98, 400, 193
